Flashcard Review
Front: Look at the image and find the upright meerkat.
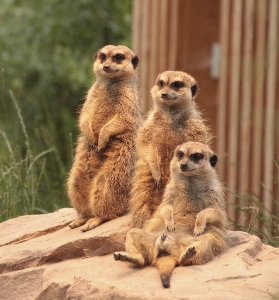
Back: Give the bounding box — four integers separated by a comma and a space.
145, 141, 228, 236
115, 142, 228, 288
67, 45, 141, 232
130, 71, 212, 228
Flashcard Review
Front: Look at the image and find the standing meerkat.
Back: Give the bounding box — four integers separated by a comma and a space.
67, 45, 141, 232
130, 71, 212, 228
115, 142, 228, 288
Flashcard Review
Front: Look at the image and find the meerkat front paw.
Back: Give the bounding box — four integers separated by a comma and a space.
166, 221, 175, 232
151, 169, 161, 187
96, 128, 110, 152
193, 224, 206, 236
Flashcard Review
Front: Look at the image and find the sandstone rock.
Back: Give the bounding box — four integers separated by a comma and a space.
0, 208, 278, 300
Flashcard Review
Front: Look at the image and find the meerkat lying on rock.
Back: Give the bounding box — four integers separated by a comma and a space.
67, 45, 141, 232
115, 142, 228, 288
130, 71, 212, 228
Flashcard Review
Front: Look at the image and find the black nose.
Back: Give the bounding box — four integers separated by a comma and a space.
180, 163, 188, 171
103, 66, 111, 72
161, 93, 168, 99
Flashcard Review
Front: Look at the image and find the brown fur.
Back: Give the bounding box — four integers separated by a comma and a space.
113, 228, 178, 288
115, 142, 228, 288
130, 71, 212, 228
67, 45, 141, 231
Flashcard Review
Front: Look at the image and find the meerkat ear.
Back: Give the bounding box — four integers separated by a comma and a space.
191, 84, 198, 97
210, 154, 218, 167
132, 56, 139, 69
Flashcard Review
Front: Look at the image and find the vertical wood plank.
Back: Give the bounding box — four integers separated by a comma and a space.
217, 0, 230, 182
238, 0, 255, 225
227, 0, 242, 223
168, 0, 179, 70
150, 0, 160, 86
262, 0, 279, 219
141, 0, 152, 112
158, 0, 168, 72
132, 0, 140, 54
251, 0, 267, 198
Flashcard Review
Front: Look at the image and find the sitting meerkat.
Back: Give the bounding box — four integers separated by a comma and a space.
145, 141, 228, 236
114, 142, 228, 288
67, 45, 141, 232
114, 228, 180, 288
130, 71, 212, 228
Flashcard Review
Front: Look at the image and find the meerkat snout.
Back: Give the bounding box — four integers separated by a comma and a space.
103, 65, 111, 72
161, 93, 168, 99
180, 162, 188, 171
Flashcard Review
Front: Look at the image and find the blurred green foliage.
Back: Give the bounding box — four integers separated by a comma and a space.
0, 0, 132, 221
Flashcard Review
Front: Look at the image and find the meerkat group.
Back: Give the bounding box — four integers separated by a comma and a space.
67, 45, 228, 288
129, 70, 212, 228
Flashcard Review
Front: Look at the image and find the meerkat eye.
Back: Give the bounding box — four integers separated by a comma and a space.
171, 81, 184, 89
158, 80, 165, 87
190, 152, 204, 162
100, 53, 106, 61
114, 53, 125, 61
191, 84, 197, 97
177, 151, 184, 159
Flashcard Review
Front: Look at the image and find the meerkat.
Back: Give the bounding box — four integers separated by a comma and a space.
145, 141, 228, 236
115, 142, 228, 288
114, 228, 179, 288
67, 45, 142, 232
130, 71, 212, 228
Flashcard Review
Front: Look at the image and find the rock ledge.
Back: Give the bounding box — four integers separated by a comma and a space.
0, 208, 278, 300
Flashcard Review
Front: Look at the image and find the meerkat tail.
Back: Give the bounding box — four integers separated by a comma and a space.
155, 255, 178, 288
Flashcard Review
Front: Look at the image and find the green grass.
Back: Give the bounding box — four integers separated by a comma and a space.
230, 160, 279, 247
0, 90, 72, 222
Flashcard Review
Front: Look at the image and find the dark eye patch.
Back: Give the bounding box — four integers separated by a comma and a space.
114, 53, 125, 61
158, 80, 165, 87
171, 81, 184, 89
100, 53, 106, 61
190, 152, 204, 163
177, 151, 184, 159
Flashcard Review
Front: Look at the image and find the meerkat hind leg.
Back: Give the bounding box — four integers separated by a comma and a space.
80, 217, 104, 232
179, 246, 197, 266
69, 217, 89, 229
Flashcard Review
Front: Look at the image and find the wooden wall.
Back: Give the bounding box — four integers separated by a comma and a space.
217, 0, 279, 226
132, 0, 279, 226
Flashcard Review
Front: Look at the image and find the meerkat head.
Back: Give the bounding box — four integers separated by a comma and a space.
93, 45, 139, 80
171, 142, 218, 177
151, 71, 198, 109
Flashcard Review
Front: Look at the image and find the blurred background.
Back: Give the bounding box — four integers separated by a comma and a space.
0, 0, 278, 244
